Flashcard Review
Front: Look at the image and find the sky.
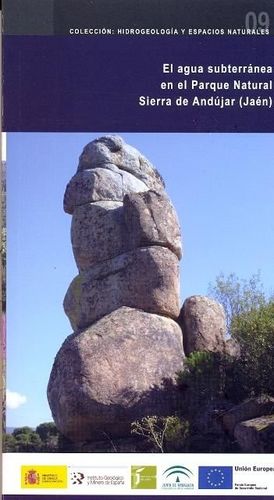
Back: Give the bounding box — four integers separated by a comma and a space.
6, 132, 274, 428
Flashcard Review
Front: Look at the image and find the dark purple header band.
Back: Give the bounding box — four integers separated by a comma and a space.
3, 0, 274, 35
3, 496, 272, 500
3, 35, 274, 132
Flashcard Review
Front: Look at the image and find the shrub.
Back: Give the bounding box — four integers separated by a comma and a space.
131, 415, 189, 453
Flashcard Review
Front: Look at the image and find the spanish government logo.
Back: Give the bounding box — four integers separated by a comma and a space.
24, 469, 40, 486
131, 466, 157, 489
199, 466, 233, 489
21, 466, 67, 489
161, 465, 194, 490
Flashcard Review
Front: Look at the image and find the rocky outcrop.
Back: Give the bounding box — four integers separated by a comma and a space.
48, 136, 184, 443
234, 415, 274, 452
222, 395, 274, 435
48, 307, 184, 442
179, 295, 226, 356
221, 396, 274, 452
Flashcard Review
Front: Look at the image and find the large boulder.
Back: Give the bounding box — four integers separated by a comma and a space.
234, 415, 274, 452
77, 135, 165, 192
179, 296, 226, 356
47, 307, 184, 442
64, 167, 148, 215
64, 247, 180, 331
222, 395, 274, 435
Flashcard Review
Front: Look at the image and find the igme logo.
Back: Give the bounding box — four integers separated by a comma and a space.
70, 472, 85, 485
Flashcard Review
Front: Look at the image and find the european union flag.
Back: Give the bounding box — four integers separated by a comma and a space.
199, 466, 233, 489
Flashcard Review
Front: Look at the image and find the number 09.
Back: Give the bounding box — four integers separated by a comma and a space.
245, 11, 270, 29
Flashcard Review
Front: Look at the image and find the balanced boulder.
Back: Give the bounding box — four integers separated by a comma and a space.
48, 136, 184, 444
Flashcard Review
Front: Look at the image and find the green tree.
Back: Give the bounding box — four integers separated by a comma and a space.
3, 423, 67, 453
12, 428, 42, 452
12, 426, 33, 437
177, 351, 229, 404
203, 272, 274, 402
2, 426, 42, 452
36, 422, 60, 452
3, 433, 17, 452
208, 271, 266, 333
231, 301, 274, 398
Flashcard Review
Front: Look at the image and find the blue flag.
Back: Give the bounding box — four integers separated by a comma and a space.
199, 466, 233, 489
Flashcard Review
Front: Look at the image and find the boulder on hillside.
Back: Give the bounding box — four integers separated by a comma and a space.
179, 295, 226, 356
47, 307, 184, 443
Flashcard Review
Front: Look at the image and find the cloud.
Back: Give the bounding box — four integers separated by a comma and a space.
6, 389, 27, 409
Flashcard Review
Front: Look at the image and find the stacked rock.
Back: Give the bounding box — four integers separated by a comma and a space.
47, 136, 184, 444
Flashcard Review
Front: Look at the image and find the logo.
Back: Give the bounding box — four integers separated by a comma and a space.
70, 472, 85, 485
21, 466, 67, 489
25, 469, 40, 486
199, 466, 233, 489
161, 465, 194, 490
131, 466, 157, 489
69, 466, 127, 488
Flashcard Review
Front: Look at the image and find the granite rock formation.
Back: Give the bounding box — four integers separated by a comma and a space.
234, 415, 274, 452
48, 307, 184, 442
64, 247, 180, 331
179, 295, 226, 356
48, 136, 184, 443
222, 395, 274, 435
222, 396, 274, 452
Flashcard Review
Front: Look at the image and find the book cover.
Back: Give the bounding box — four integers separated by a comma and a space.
1, 1, 274, 499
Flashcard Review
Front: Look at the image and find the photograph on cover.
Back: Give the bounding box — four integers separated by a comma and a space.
3, 132, 274, 454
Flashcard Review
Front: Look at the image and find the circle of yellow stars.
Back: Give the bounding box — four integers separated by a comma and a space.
206, 468, 225, 487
